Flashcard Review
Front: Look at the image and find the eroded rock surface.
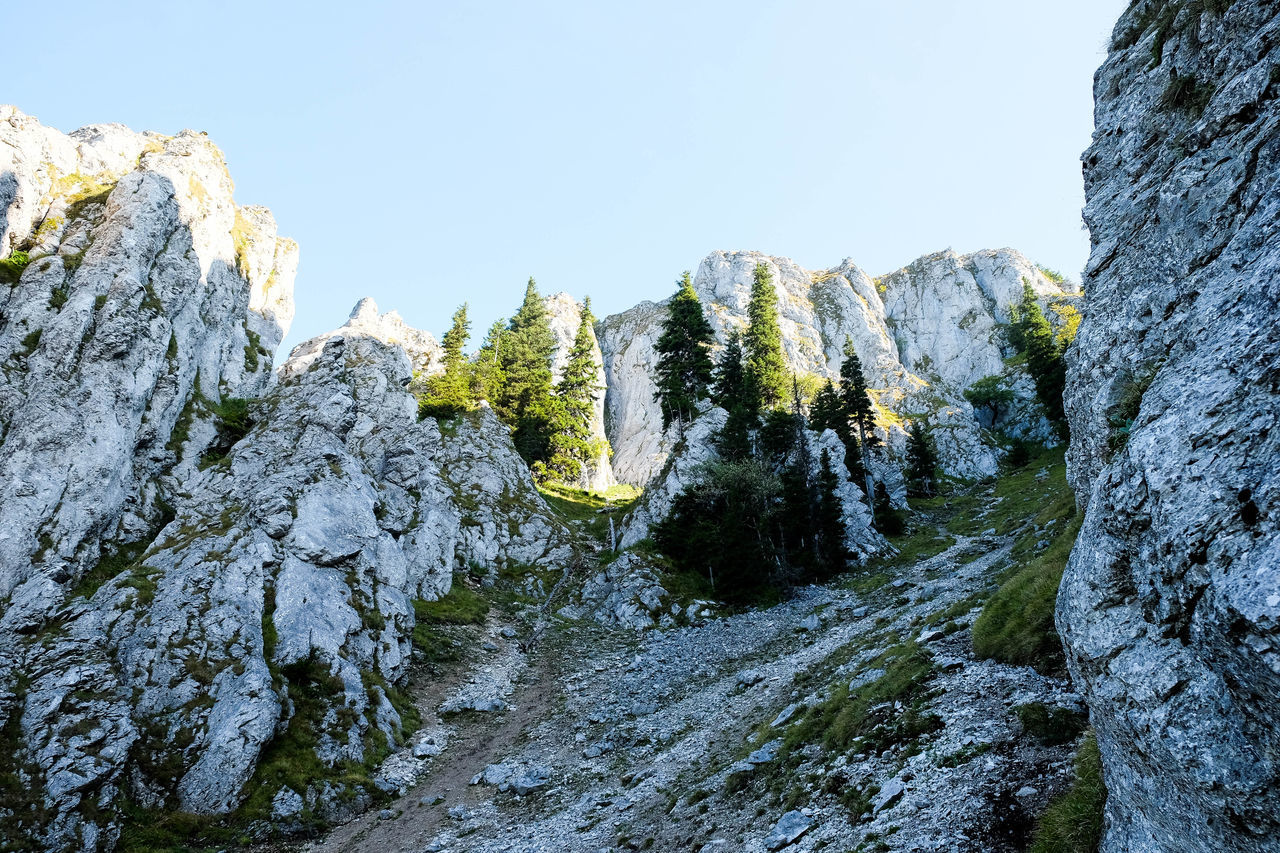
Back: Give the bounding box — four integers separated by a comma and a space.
1061, 4, 1280, 851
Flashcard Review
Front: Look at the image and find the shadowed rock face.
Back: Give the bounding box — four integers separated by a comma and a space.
1061, 3, 1280, 851
599, 247, 1076, 489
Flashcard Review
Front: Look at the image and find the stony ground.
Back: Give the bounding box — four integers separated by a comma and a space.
301, 514, 1086, 853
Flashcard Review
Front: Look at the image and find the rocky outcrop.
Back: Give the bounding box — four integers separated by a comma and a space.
1060, 4, 1280, 851
599, 247, 1077, 489
0, 106, 297, 617
0, 111, 575, 851
544, 292, 614, 492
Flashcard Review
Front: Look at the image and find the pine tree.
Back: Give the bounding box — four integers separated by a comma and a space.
905, 420, 939, 497
743, 262, 789, 410
712, 332, 755, 461
548, 297, 605, 483
840, 337, 878, 498
1021, 293, 1068, 431
815, 448, 850, 579
873, 482, 906, 536
1007, 279, 1038, 353
472, 318, 507, 404
654, 271, 716, 431
498, 278, 559, 469
419, 303, 473, 418
963, 375, 1015, 427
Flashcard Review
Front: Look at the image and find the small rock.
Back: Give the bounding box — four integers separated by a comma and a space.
1016, 786, 1038, 797
764, 810, 815, 850
917, 629, 945, 643
378, 808, 395, 820
873, 778, 907, 813
770, 703, 802, 728
747, 739, 782, 765
798, 614, 821, 631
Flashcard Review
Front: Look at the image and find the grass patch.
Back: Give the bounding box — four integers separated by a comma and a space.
1028, 731, 1106, 853
971, 514, 1080, 676
784, 641, 940, 757
197, 397, 254, 469
538, 481, 641, 543
412, 578, 489, 625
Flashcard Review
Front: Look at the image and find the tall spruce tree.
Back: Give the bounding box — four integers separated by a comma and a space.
498, 278, 559, 468
473, 318, 507, 404
713, 332, 754, 461
744, 262, 789, 410
1020, 292, 1069, 432
419, 303, 473, 418
815, 448, 850, 579
548, 297, 605, 483
840, 337, 878, 498
905, 421, 939, 497
654, 272, 716, 431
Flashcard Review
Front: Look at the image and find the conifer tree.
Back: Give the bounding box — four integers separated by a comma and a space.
815, 448, 850, 578
548, 298, 605, 483
498, 278, 559, 469
840, 337, 878, 498
654, 272, 716, 431
1007, 279, 1038, 353
1020, 291, 1068, 431
712, 332, 754, 461
744, 262, 789, 410
472, 318, 507, 404
420, 303, 473, 418
905, 420, 939, 497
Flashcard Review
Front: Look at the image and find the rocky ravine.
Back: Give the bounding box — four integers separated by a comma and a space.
1061, 2, 1280, 852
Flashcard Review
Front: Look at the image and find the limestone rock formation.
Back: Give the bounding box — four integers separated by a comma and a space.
0, 111, 573, 851
1060, 4, 1280, 851
599, 247, 1077, 489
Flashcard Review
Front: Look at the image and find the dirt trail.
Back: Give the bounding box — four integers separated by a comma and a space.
306, 644, 566, 853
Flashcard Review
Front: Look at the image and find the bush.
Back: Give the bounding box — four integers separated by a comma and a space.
1015, 702, 1088, 746
198, 397, 253, 469
0, 251, 31, 285
1028, 731, 1106, 853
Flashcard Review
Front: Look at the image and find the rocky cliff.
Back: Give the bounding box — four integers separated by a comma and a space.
599, 248, 1077, 489
0, 110, 573, 851
1061, 2, 1280, 851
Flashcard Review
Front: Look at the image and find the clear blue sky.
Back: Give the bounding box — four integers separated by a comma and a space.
8, 0, 1125, 354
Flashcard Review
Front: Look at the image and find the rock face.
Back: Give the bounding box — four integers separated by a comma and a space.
1060, 4, 1280, 852
599, 247, 1077, 488
0, 111, 573, 851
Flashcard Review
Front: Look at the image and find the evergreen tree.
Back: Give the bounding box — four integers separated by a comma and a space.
1007, 279, 1038, 353
653, 459, 781, 600
963, 375, 1015, 427
1021, 293, 1068, 431
654, 272, 716, 431
548, 298, 605, 483
472, 318, 508, 404
712, 332, 754, 461
873, 482, 906, 536
809, 379, 843, 433
498, 278, 559, 469
419, 303, 473, 418
840, 337, 878, 498
814, 448, 850, 579
743, 262, 789, 410
905, 420, 939, 497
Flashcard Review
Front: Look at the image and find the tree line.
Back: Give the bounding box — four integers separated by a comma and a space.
417, 278, 606, 485
650, 263, 939, 600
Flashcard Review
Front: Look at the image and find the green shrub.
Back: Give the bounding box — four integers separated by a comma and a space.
1160, 72, 1213, 114
17, 328, 42, 357
1028, 731, 1106, 853
971, 515, 1081, 675
1015, 702, 1088, 746
198, 397, 253, 469
0, 251, 31, 285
